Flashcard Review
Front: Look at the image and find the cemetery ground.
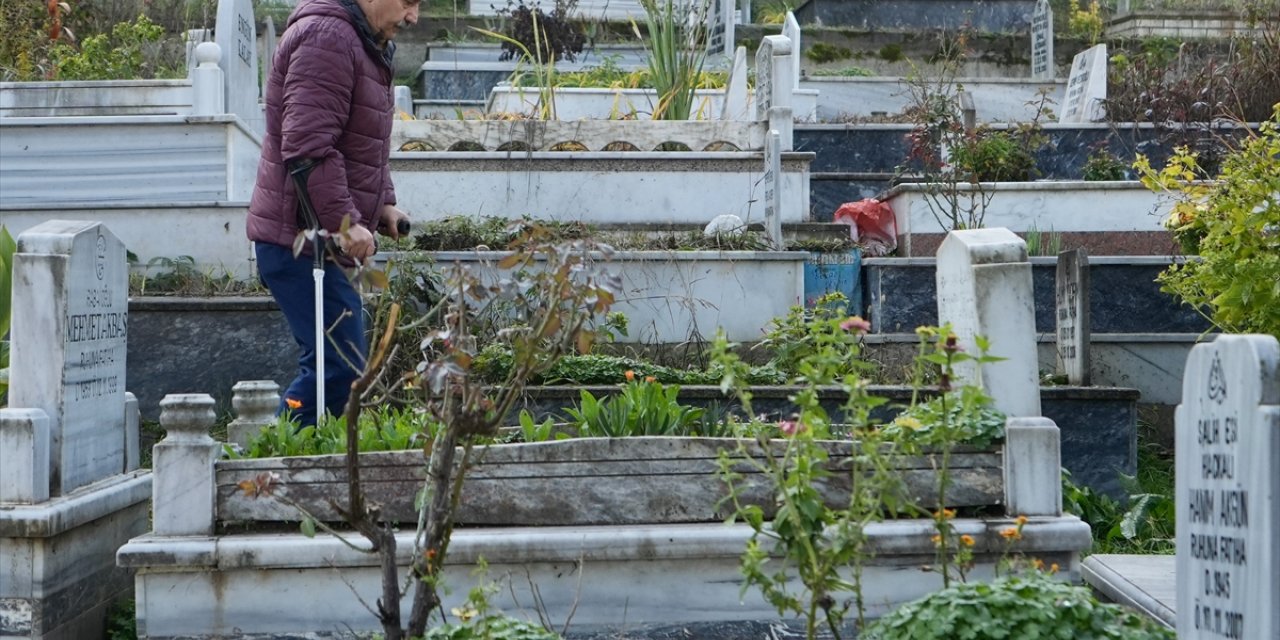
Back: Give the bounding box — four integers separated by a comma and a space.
3, 0, 1280, 638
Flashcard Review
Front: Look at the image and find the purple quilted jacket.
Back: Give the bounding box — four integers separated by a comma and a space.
247, 0, 397, 248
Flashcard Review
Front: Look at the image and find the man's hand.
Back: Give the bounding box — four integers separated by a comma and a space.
338, 224, 376, 261
377, 204, 411, 240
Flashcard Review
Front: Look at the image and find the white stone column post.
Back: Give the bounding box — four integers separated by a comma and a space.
227, 380, 280, 448
124, 392, 141, 472
191, 42, 225, 116
0, 409, 51, 504
152, 394, 219, 536
767, 35, 794, 151
1004, 416, 1063, 517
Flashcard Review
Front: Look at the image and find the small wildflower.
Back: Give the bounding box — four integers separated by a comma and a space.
840, 316, 872, 334
960, 534, 975, 547
1032, 558, 1045, 570
934, 508, 956, 520
999, 527, 1022, 541
1015, 515, 1029, 527
931, 534, 942, 545
625, 370, 636, 382
645, 376, 657, 383
285, 397, 303, 410
943, 333, 963, 353
1049, 563, 1060, 574
779, 420, 806, 436
450, 605, 478, 622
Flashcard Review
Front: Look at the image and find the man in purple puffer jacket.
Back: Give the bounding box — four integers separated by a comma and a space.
247, 0, 416, 426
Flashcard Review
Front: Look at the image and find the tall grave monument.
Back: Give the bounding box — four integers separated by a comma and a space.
215, 0, 261, 133
1062, 44, 1107, 123
1176, 334, 1279, 640
935, 228, 1042, 417
1, 220, 151, 640
1031, 0, 1054, 80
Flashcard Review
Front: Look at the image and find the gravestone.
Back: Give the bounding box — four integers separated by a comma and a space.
707, 0, 734, 59
762, 129, 783, 250
1176, 335, 1280, 640
263, 15, 278, 90
783, 12, 802, 90
216, 0, 259, 128
1062, 44, 1107, 123
1055, 248, 1090, 385
2, 220, 147, 640
1031, 0, 1054, 80
9, 220, 129, 495
935, 228, 1041, 417
719, 46, 749, 120
755, 37, 774, 120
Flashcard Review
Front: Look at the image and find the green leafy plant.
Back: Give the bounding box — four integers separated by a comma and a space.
883, 391, 1006, 449
805, 42, 852, 64
0, 0, 72, 80
1066, 0, 1104, 44
900, 29, 1053, 231
635, 0, 709, 119
129, 255, 265, 296
228, 406, 438, 458
516, 409, 561, 442
862, 572, 1175, 640
424, 559, 562, 639
1082, 144, 1128, 181
52, 14, 183, 80
715, 319, 902, 637
1136, 105, 1280, 335
948, 127, 1040, 183
1023, 224, 1062, 257
564, 376, 708, 436
756, 292, 868, 379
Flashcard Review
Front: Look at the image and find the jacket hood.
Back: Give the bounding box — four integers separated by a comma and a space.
287, 0, 396, 69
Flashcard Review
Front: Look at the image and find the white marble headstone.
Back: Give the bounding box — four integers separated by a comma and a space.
264, 15, 278, 91
762, 129, 782, 250
1176, 334, 1280, 640
1062, 44, 1107, 123
706, 0, 733, 59
719, 46, 750, 121
9, 221, 128, 495
754, 36, 774, 120
1055, 248, 1090, 385
1031, 0, 1054, 80
783, 12, 802, 90
216, 0, 260, 128
935, 228, 1041, 417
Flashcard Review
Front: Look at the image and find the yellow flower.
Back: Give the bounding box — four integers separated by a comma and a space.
999, 527, 1022, 541
285, 398, 303, 410
450, 605, 477, 622
1015, 515, 1029, 527
1049, 563, 1060, 574
1032, 558, 1045, 570
931, 534, 942, 546
960, 535, 975, 547
894, 416, 924, 430
933, 508, 956, 521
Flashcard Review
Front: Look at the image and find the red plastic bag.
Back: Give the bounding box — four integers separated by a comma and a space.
833, 199, 897, 257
